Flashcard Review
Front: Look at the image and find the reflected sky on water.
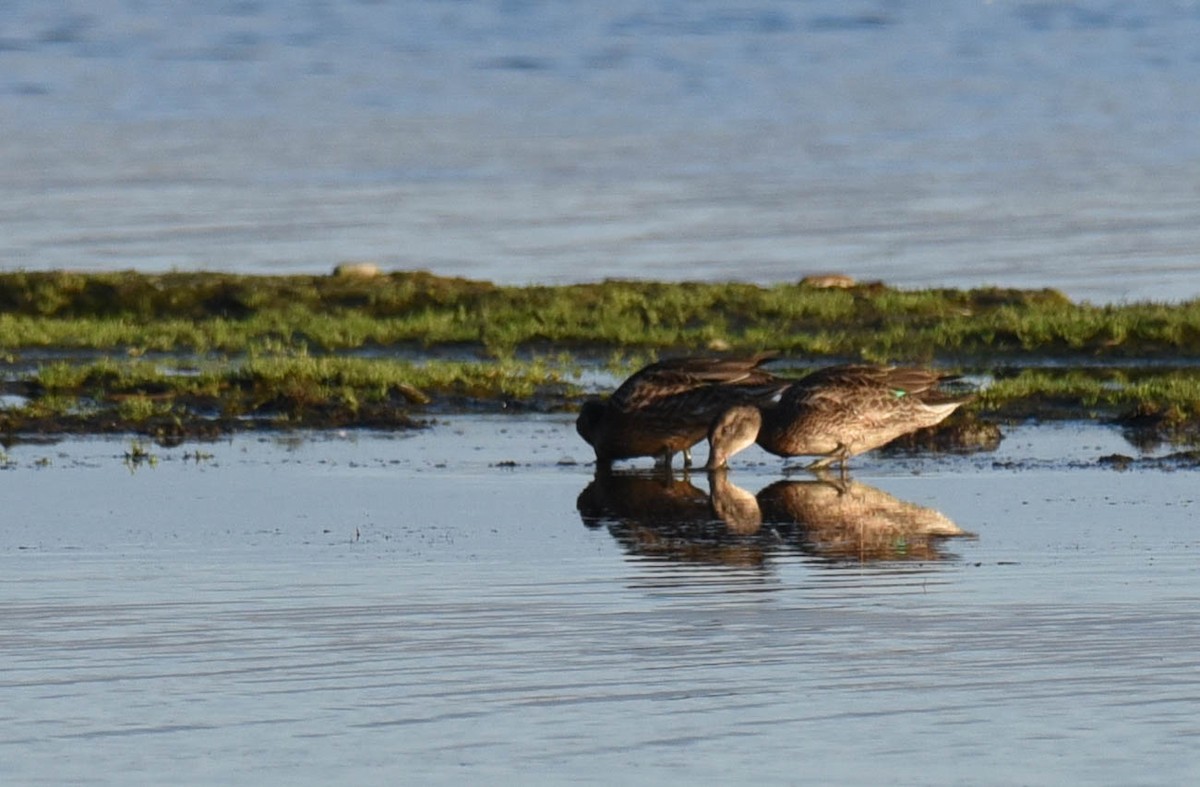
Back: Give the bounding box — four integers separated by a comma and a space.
2, 419, 1200, 783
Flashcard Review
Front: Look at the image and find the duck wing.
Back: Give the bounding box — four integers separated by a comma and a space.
611, 353, 782, 411
783, 364, 968, 409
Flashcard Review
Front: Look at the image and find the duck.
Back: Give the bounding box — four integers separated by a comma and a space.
705, 364, 972, 472
576, 353, 788, 470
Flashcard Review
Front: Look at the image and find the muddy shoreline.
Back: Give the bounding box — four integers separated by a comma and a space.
4, 358, 1200, 450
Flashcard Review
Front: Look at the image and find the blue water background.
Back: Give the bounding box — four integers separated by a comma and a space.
2, 1, 1200, 301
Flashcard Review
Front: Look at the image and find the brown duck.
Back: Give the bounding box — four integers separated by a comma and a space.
706, 364, 972, 471
577, 353, 787, 470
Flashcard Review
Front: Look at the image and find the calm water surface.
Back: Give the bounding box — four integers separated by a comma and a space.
3, 1, 1200, 301
3, 419, 1199, 785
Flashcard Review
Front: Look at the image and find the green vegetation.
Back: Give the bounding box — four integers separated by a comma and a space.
124, 439, 158, 470
3, 270, 1200, 442
1, 353, 581, 440
3, 353, 1200, 443
978, 368, 1200, 428
3, 270, 1200, 359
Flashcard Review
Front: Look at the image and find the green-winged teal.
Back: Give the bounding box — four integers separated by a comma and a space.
706, 365, 971, 471
577, 353, 787, 470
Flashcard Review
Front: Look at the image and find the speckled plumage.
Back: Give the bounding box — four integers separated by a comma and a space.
576, 353, 788, 469
706, 364, 972, 471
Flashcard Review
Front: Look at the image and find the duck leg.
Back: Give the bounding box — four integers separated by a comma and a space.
806, 443, 850, 472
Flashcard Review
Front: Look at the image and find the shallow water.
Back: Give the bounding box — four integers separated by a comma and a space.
3, 1, 1200, 302
3, 419, 1199, 785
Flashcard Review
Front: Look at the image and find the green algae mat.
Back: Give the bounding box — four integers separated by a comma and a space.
3, 270, 1200, 443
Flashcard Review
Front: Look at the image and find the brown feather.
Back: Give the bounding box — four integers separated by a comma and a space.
578, 353, 787, 468
707, 363, 973, 470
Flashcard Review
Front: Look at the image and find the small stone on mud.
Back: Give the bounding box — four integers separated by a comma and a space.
885, 417, 1003, 455
800, 273, 857, 288
332, 262, 383, 278
1098, 453, 1134, 470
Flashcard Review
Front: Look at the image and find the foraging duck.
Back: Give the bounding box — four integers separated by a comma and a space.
576, 353, 788, 470
706, 364, 972, 471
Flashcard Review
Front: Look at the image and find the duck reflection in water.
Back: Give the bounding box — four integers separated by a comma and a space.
755, 474, 973, 562
578, 470, 972, 566
577, 471, 787, 569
